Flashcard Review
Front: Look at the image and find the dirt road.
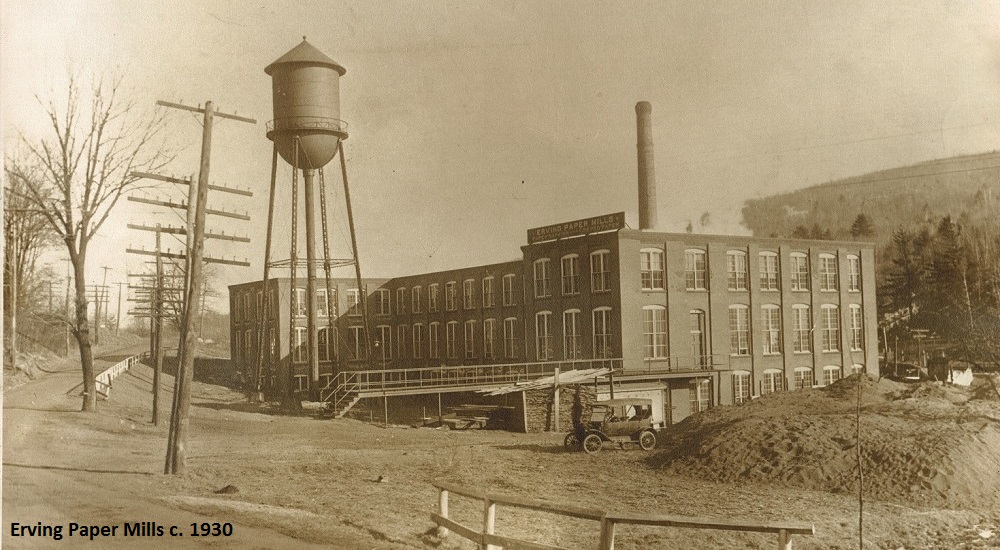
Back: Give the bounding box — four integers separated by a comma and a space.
5, 353, 999, 549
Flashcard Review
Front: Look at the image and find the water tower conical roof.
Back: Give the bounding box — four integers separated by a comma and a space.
265, 38, 346, 76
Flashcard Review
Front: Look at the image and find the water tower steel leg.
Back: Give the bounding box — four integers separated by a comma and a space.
253, 144, 279, 403
318, 168, 337, 383
303, 168, 321, 400
286, 138, 299, 407
339, 142, 371, 368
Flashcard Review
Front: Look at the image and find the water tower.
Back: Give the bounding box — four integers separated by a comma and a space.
258, 38, 368, 403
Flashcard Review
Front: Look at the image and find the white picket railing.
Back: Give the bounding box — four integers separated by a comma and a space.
95, 353, 148, 399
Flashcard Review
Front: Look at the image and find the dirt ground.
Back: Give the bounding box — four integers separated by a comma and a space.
4, 351, 1000, 549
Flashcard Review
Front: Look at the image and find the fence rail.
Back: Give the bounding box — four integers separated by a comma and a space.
431, 481, 814, 550
95, 352, 148, 399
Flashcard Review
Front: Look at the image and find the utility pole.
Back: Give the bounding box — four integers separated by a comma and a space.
115, 282, 127, 336
141, 100, 254, 475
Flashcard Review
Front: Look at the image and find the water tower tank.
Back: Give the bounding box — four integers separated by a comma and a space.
265, 38, 348, 170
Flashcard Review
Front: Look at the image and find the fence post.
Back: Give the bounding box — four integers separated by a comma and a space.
437, 488, 449, 538
778, 529, 790, 550
598, 517, 615, 550
482, 499, 497, 550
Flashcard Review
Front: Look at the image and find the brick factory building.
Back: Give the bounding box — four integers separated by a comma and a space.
229, 215, 877, 426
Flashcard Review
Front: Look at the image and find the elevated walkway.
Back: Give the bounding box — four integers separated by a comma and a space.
317, 355, 731, 418
318, 359, 623, 418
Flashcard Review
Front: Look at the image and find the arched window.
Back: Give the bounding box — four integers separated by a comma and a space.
593, 307, 613, 359
823, 365, 843, 386
819, 253, 838, 291
759, 251, 778, 290
729, 305, 750, 356
820, 304, 840, 352
761, 368, 784, 394
727, 250, 748, 291
534, 259, 551, 298
563, 309, 581, 359
684, 249, 706, 290
642, 305, 667, 359
641, 248, 665, 290
761, 304, 781, 355
790, 252, 809, 291
561, 254, 580, 295
732, 370, 751, 404
793, 366, 813, 389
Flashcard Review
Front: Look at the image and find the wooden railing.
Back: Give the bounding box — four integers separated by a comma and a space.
95, 353, 148, 399
431, 481, 814, 550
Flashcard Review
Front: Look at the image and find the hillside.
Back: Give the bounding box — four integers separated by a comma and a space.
741, 151, 1000, 243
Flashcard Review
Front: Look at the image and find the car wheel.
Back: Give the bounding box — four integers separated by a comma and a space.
639, 430, 656, 451
564, 433, 579, 450
583, 433, 602, 455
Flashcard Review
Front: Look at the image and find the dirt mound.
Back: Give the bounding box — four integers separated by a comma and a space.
653, 374, 1000, 509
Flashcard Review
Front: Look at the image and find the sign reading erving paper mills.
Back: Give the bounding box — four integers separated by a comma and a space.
527, 212, 626, 244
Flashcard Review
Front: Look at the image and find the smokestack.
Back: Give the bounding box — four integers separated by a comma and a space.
636, 101, 657, 230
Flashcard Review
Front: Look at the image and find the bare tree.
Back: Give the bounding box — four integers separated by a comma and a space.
7, 74, 171, 411
3, 159, 57, 362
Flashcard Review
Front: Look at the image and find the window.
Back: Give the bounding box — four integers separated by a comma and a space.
847, 255, 861, 292
445, 281, 457, 311
376, 288, 390, 316
689, 379, 711, 413
759, 252, 778, 291
761, 369, 784, 395
591, 250, 611, 292
482, 277, 495, 308
396, 324, 408, 359
535, 312, 553, 360
244, 294, 251, 320
428, 284, 439, 312
293, 327, 306, 363
684, 249, 706, 290
503, 318, 518, 359
690, 310, 707, 367
295, 374, 308, 392
269, 289, 277, 319
395, 288, 407, 315
316, 289, 328, 318
463, 279, 475, 310
318, 327, 333, 362
727, 251, 748, 290
642, 305, 667, 359
849, 304, 864, 351
534, 259, 551, 298
256, 291, 263, 318
376, 325, 392, 361
642, 249, 665, 290
819, 254, 838, 291
483, 318, 496, 359
234, 331, 242, 362
733, 371, 751, 404
244, 329, 251, 363
561, 255, 580, 295
794, 367, 814, 389
820, 305, 840, 352
593, 307, 613, 359
790, 253, 809, 291
502, 274, 516, 306
464, 320, 477, 359
761, 305, 781, 355
429, 322, 440, 359
347, 289, 361, 317
729, 305, 750, 356
446, 321, 458, 359
850, 364, 865, 375
563, 310, 581, 359
792, 305, 811, 353
269, 327, 276, 360
823, 365, 842, 386
411, 286, 422, 314
293, 288, 307, 317
348, 326, 364, 361
412, 324, 424, 359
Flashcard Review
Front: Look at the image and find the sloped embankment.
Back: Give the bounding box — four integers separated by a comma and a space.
651, 375, 1000, 509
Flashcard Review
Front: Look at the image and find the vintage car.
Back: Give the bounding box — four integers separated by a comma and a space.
564, 398, 661, 454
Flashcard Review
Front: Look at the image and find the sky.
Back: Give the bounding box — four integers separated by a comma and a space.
3, 1, 1000, 313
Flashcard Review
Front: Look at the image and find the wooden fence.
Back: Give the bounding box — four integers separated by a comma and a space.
431, 481, 815, 550
95, 353, 148, 399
